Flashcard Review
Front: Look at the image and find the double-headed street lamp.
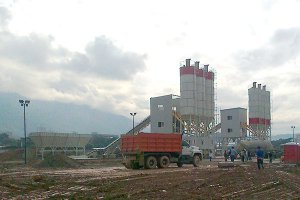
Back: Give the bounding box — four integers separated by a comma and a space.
19, 100, 30, 164
291, 126, 296, 142
130, 112, 137, 135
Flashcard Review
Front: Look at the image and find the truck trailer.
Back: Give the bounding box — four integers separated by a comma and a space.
121, 132, 203, 169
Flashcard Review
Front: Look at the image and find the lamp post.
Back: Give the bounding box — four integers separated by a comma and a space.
19, 100, 30, 164
130, 112, 137, 135
291, 126, 295, 142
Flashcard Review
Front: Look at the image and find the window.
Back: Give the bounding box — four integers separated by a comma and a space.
228, 128, 233, 133
158, 122, 164, 127
227, 116, 232, 120
158, 105, 164, 111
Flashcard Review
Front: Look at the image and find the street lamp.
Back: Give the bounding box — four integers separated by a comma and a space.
130, 112, 137, 135
19, 99, 30, 164
291, 126, 295, 142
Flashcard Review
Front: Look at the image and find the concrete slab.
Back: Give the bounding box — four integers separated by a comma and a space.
218, 162, 235, 168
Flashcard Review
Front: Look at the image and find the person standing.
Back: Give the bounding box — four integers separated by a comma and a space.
256, 146, 264, 170
224, 150, 228, 162
247, 150, 251, 160
268, 151, 273, 163
229, 146, 237, 162
209, 150, 213, 162
240, 149, 245, 163
244, 149, 248, 161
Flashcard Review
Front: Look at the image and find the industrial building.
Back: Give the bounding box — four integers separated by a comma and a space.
147, 59, 218, 151
220, 107, 247, 142
248, 82, 271, 140
95, 59, 273, 157
30, 132, 91, 159
150, 94, 180, 133
146, 59, 272, 153
179, 59, 215, 136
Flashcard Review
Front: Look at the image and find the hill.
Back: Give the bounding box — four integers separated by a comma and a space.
271, 134, 293, 141
0, 92, 132, 138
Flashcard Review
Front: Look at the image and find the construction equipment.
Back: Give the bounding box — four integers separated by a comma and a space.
121, 132, 203, 169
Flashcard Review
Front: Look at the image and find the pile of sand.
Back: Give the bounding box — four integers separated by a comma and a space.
33, 154, 82, 169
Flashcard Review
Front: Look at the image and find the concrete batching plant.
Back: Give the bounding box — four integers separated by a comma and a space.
179, 59, 215, 135
248, 82, 271, 140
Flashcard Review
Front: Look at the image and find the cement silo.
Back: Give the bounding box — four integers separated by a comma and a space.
248, 82, 271, 139
180, 59, 215, 135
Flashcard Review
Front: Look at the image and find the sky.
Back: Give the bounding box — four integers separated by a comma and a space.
0, 0, 300, 136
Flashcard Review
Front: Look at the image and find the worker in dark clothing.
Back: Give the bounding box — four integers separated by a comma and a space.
268, 151, 273, 163
256, 146, 264, 170
229, 146, 237, 162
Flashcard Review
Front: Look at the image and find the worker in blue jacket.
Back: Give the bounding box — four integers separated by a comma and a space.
256, 146, 264, 170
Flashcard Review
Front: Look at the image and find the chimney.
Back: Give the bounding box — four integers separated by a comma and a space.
204, 64, 209, 72
253, 82, 257, 88
263, 85, 266, 91
186, 59, 191, 67
258, 84, 261, 89
195, 61, 200, 68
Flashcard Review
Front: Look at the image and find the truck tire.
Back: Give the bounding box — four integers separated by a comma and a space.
177, 162, 183, 167
158, 156, 170, 168
145, 156, 157, 169
193, 155, 201, 167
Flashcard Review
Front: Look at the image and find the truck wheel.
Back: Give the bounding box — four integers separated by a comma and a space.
177, 162, 183, 167
193, 155, 201, 167
145, 156, 157, 169
158, 156, 170, 168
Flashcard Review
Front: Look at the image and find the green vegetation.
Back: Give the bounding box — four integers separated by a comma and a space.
271, 138, 292, 157
0, 132, 19, 147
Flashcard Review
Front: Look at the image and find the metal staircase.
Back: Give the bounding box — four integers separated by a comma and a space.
100, 115, 151, 157
240, 122, 260, 138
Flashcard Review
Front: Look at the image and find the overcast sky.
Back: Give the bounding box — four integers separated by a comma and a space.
0, 0, 299, 136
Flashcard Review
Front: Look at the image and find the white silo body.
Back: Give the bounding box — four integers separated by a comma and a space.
180, 59, 196, 117
204, 69, 214, 120
196, 61, 204, 117
179, 59, 215, 134
248, 82, 271, 139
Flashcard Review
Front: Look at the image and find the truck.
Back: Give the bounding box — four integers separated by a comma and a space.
121, 132, 203, 169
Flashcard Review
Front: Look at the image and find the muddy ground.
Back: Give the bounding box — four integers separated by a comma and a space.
1, 158, 300, 200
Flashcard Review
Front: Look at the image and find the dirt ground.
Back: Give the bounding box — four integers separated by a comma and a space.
1, 158, 300, 200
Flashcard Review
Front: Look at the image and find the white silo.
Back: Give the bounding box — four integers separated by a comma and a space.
180, 59, 197, 117
204, 64, 214, 121
196, 61, 204, 117
248, 82, 271, 139
179, 59, 215, 135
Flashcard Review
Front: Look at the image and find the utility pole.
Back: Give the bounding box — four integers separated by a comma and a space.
19, 100, 30, 164
130, 112, 137, 135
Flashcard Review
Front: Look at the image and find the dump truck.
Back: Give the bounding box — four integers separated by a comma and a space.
121, 132, 203, 169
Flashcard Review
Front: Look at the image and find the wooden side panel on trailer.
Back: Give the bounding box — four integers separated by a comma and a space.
121, 132, 182, 153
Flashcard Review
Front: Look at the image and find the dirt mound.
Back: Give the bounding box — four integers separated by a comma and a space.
33, 154, 82, 169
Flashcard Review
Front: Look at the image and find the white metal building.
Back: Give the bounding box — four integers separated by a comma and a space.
248, 82, 271, 139
221, 107, 247, 142
150, 94, 181, 133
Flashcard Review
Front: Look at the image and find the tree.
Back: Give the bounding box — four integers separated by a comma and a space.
0, 132, 18, 147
